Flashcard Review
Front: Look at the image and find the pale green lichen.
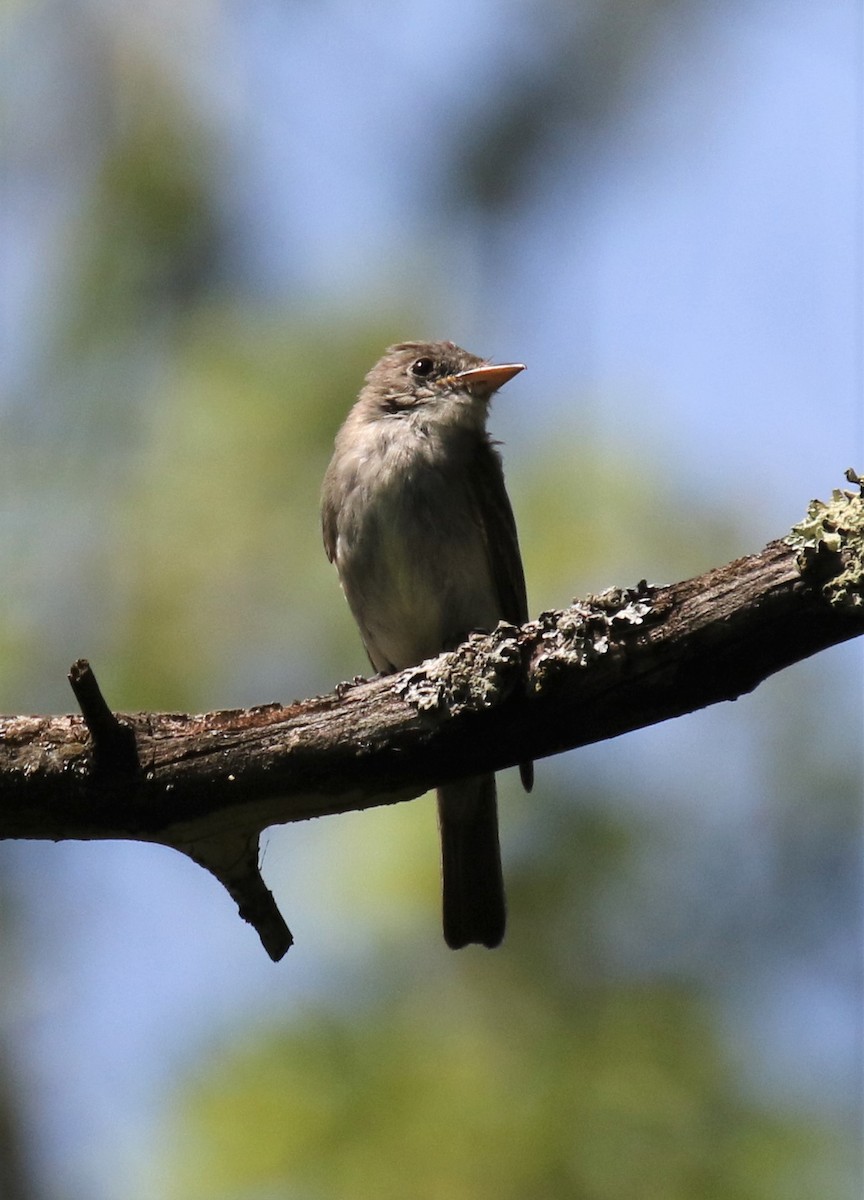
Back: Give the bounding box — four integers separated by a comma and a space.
394, 583, 660, 710
529, 583, 656, 694
785, 472, 864, 611
395, 622, 522, 716
588, 584, 654, 626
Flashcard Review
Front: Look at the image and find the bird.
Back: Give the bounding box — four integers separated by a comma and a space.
321, 340, 532, 947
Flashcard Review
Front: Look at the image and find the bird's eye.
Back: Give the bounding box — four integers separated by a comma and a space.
410, 357, 435, 378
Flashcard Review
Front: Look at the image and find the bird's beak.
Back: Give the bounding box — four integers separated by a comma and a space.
449, 362, 526, 393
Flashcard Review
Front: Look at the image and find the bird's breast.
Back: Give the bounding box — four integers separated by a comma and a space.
332, 423, 499, 671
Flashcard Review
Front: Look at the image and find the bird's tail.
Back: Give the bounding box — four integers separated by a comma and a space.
437, 774, 505, 949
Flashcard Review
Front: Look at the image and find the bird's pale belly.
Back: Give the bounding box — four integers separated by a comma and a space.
337, 495, 499, 673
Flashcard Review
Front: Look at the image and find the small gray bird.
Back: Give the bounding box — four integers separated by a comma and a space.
321, 341, 532, 948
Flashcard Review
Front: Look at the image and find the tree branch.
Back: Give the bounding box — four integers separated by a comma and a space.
1, 477, 862, 958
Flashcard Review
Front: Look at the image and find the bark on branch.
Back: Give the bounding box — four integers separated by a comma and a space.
1, 478, 862, 958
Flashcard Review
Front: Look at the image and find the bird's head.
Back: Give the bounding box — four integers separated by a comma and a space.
360, 341, 525, 432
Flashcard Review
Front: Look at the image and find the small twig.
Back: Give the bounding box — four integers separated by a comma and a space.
68, 659, 139, 776
67, 661, 293, 956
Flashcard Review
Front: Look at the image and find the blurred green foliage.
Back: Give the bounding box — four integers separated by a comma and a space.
162, 792, 852, 1200
165, 990, 847, 1200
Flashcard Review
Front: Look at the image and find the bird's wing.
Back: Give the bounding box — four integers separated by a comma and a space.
469, 439, 534, 792
468, 440, 529, 628
321, 471, 338, 564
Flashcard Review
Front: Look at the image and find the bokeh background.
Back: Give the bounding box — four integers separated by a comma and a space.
1, 1, 862, 1197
